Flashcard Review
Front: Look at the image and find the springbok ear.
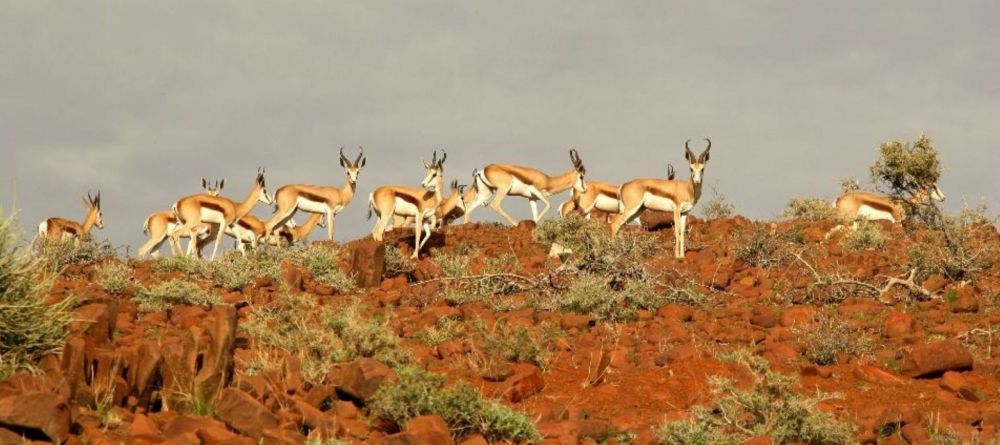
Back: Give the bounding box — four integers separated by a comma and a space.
359, 157, 366, 168
202, 178, 208, 189
219, 179, 225, 190
339, 156, 347, 168
667, 164, 676, 180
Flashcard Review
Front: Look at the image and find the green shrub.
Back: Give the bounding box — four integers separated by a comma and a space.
0, 209, 70, 379
535, 215, 655, 280
733, 225, 784, 268
97, 262, 133, 295
699, 185, 735, 220
369, 366, 540, 443
780, 198, 840, 222
385, 245, 416, 276
656, 351, 855, 445
134, 280, 220, 313
907, 207, 997, 282
552, 275, 664, 323
200, 250, 282, 291
792, 315, 874, 365
869, 133, 942, 223
841, 221, 887, 251
474, 319, 560, 369
150, 255, 203, 276
243, 295, 408, 383
412, 317, 465, 347
35, 237, 116, 270
288, 245, 356, 293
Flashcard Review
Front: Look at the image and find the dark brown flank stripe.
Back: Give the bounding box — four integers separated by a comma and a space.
857, 196, 897, 214
598, 188, 618, 198
201, 201, 227, 215
299, 190, 328, 204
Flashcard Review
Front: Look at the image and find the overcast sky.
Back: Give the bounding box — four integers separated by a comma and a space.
2, 1, 998, 255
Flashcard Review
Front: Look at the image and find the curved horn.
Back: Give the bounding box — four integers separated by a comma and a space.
354, 146, 364, 165
339, 147, 349, 164
439, 150, 447, 165
430, 150, 437, 166
667, 164, 675, 180
704, 138, 712, 152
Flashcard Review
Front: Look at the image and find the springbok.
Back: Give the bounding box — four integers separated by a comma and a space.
368, 150, 447, 258
264, 147, 365, 241
612, 140, 711, 259
832, 183, 945, 230
173, 169, 271, 260
560, 164, 675, 221
137, 179, 223, 259
37, 191, 104, 243
394, 179, 469, 229
465, 150, 587, 225
274, 213, 327, 246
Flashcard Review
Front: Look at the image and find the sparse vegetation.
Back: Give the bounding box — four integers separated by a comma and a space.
793, 314, 874, 365
0, 209, 71, 379
656, 351, 856, 445
699, 184, 735, 220
907, 206, 997, 282
385, 244, 416, 276
134, 279, 220, 313
869, 133, 942, 224
733, 225, 784, 268
35, 237, 116, 270
369, 366, 541, 443
781, 197, 840, 222
549, 274, 665, 323
97, 262, 133, 295
412, 317, 465, 347
287, 245, 356, 293
841, 220, 887, 251
474, 319, 561, 370
150, 255, 203, 276
535, 215, 656, 280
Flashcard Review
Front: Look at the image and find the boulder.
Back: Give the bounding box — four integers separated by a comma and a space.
0, 391, 71, 442
214, 388, 279, 438
385, 415, 455, 445
504, 365, 545, 403
349, 240, 386, 288
900, 340, 973, 378
338, 358, 398, 403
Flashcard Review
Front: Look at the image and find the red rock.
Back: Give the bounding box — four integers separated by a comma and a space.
280, 262, 305, 291
950, 285, 980, 313
458, 434, 488, 445
779, 306, 815, 327
339, 358, 398, 403
505, 365, 545, 403
901, 340, 974, 378
883, 312, 914, 338
517, 220, 537, 230
853, 365, 905, 385
560, 314, 593, 331
129, 414, 162, 441
0, 391, 71, 442
214, 388, 279, 438
940, 371, 966, 392
959, 385, 988, 402
348, 240, 386, 288
922, 274, 948, 293
743, 436, 772, 445
392, 415, 455, 445
656, 304, 693, 322
901, 423, 931, 444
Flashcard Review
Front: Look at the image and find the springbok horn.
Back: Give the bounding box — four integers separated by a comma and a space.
438, 150, 447, 166
355, 146, 364, 165
704, 138, 712, 152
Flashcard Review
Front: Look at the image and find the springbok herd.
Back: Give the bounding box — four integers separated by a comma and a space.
36, 140, 945, 260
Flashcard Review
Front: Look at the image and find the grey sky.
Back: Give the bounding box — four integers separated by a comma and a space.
2, 1, 998, 254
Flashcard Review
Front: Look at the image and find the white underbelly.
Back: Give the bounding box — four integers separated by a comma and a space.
643, 193, 678, 212
856, 205, 895, 222
508, 177, 542, 198
227, 225, 256, 242
297, 197, 329, 214
200, 208, 226, 224
393, 198, 422, 217
593, 194, 621, 213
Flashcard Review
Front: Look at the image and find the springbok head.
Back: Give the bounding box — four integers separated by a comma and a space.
82, 190, 104, 229
254, 167, 273, 205
684, 138, 711, 184
422, 150, 447, 192
201, 178, 225, 196
339, 146, 367, 184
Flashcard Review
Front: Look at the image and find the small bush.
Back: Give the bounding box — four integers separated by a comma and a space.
201, 250, 282, 291
907, 206, 997, 282
840, 178, 861, 193
134, 280, 220, 313
841, 221, 887, 251
0, 209, 70, 378
793, 315, 874, 365
320, 302, 410, 367
781, 197, 841, 222
369, 366, 540, 443
552, 275, 664, 323
150, 255, 203, 276
288, 245, 356, 293
869, 133, 942, 223
733, 225, 784, 268
35, 237, 116, 270
474, 319, 560, 369
662, 283, 709, 307
656, 351, 856, 445
385, 245, 416, 276
412, 317, 465, 347
535, 215, 656, 280
699, 185, 735, 220
97, 262, 133, 295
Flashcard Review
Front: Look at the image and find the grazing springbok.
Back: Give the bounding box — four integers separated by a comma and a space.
137, 179, 223, 259
264, 147, 366, 241
274, 213, 327, 246
38, 191, 104, 243
173, 169, 271, 260
368, 150, 447, 258
612, 140, 711, 259
832, 183, 945, 231
465, 150, 587, 225
560, 165, 675, 221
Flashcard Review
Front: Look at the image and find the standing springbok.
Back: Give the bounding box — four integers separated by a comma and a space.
369, 150, 447, 258
37, 191, 104, 242
560, 165, 674, 221
612, 140, 711, 259
394, 179, 469, 229
137, 179, 223, 259
264, 147, 366, 241
464, 150, 587, 225
173, 169, 271, 260
832, 183, 945, 230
